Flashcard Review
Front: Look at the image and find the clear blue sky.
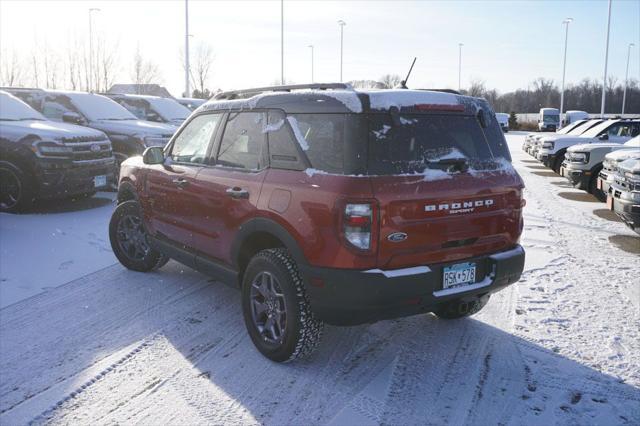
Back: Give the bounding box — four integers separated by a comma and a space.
1, 0, 638, 95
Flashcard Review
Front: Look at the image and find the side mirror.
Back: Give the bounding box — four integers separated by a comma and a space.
598, 133, 609, 141
142, 146, 165, 165
146, 112, 161, 122
62, 112, 84, 125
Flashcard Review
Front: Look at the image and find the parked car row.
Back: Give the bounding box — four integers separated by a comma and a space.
522, 120, 640, 234
0, 87, 205, 212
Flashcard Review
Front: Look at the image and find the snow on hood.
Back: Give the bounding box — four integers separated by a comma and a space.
605, 148, 640, 163
568, 142, 623, 152
0, 119, 107, 142
617, 158, 640, 174
366, 90, 458, 111
93, 119, 176, 137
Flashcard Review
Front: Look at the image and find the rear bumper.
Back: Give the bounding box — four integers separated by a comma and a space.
36, 158, 116, 198
299, 245, 525, 326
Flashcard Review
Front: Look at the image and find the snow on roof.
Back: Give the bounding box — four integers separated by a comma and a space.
365, 89, 458, 111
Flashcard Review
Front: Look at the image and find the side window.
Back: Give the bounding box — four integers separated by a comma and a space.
289, 114, 345, 174
170, 113, 221, 164
266, 110, 305, 170
42, 99, 74, 121
119, 99, 147, 120
216, 112, 265, 170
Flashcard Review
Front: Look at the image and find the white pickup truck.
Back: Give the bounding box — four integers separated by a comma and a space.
526, 119, 603, 159
536, 119, 640, 173
598, 140, 640, 195
560, 136, 640, 200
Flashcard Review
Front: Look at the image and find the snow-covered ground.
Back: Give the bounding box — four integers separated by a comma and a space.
0, 133, 638, 425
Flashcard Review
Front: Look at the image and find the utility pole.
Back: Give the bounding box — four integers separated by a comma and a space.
88, 8, 100, 92
281, 0, 284, 85
600, 0, 612, 118
458, 43, 463, 92
338, 20, 346, 82
622, 43, 635, 115
308, 45, 314, 83
184, 0, 190, 97
559, 18, 572, 128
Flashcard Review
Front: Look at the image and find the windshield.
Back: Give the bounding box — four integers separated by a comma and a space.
0, 92, 46, 121
148, 97, 191, 120
543, 115, 559, 124
580, 120, 618, 138
67, 93, 137, 121
558, 120, 587, 134
368, 114, 501, 175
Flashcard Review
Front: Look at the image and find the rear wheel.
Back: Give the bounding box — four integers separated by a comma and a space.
0, 161, 34, 213
242, 248, 323, 362
109, 200, 169, 272
435, 295, 490, 319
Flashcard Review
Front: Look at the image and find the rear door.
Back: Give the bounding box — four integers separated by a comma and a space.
144, 112, 223, 248
189, 111, 268, 265
367, 113, 524, 269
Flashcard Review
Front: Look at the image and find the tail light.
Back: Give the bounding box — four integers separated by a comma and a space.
343, 203, 373, 250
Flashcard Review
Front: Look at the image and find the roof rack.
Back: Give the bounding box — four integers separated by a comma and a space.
214, 83, 353, 100
421, 88, 461, 95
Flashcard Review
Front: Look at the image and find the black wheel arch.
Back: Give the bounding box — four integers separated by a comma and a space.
117, 180, 139, 204
232, 217, 308, 285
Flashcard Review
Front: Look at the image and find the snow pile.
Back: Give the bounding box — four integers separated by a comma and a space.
262, 119, 284, 133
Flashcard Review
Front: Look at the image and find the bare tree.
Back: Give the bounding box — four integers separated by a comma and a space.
190, 41, 214, 95
0, 49, 25, 87
467, 79, 486, 97
95, 34, 120, 92
379, 74, 402, 89
130, 45, 161, 91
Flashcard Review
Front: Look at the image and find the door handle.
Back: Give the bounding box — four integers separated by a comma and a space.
225, 187, 249, 199
172, 178, 189, 188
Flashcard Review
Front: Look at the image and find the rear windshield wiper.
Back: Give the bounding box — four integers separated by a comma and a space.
425, 158, 469, 172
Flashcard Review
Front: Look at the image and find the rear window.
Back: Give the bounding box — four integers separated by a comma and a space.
368, 114, 502, 175
280, 112, 510, 176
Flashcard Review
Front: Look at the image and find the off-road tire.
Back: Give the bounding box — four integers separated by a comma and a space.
109, 200, 169, 272
435, 295, 490, 319
0, 160, 35, 213
242, 248, 323, 362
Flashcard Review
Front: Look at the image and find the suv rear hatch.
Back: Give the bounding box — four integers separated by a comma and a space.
365, 106, 523, 269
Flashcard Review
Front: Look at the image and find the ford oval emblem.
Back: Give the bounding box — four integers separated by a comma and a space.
90, 144, 101, 153
387, 232, 407, 242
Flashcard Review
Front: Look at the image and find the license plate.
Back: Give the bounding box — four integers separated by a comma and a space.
94, 175, 107, 188
606, 195, 613, 210
443, 262, 477, 289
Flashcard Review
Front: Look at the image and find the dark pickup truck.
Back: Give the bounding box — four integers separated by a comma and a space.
0, 91, 115, 212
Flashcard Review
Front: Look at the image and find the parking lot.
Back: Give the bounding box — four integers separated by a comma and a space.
0, 133, 638, 425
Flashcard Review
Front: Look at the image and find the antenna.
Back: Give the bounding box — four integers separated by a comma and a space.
400, 57, 417, 89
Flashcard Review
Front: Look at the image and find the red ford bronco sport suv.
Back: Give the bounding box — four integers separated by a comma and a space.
109, 83, 525, 362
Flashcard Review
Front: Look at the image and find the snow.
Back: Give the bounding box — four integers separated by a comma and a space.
1, 133, 639, 425
61, 92, 137, 121
367, 89, 459, 110
287, 116, 309, 150
262, 119, 284, 133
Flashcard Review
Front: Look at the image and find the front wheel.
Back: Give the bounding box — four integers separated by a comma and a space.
242, 248, 323, 362
109, 200, 169, 272
0, 161, 34, 213
435, 295, 490, 319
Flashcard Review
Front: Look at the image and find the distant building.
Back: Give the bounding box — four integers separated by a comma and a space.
108, 84, 173, 98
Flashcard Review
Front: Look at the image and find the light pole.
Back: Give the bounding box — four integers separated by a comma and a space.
338, 20, 346, 82
559, 18, 572, 128
88, 8, 100, 92
308, 45, 314, 83
622, 43, 635, 115
281, 0, 284, 85
600, 0, 612, 118
458, 43, 463, 92
184, 0, 190, 97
